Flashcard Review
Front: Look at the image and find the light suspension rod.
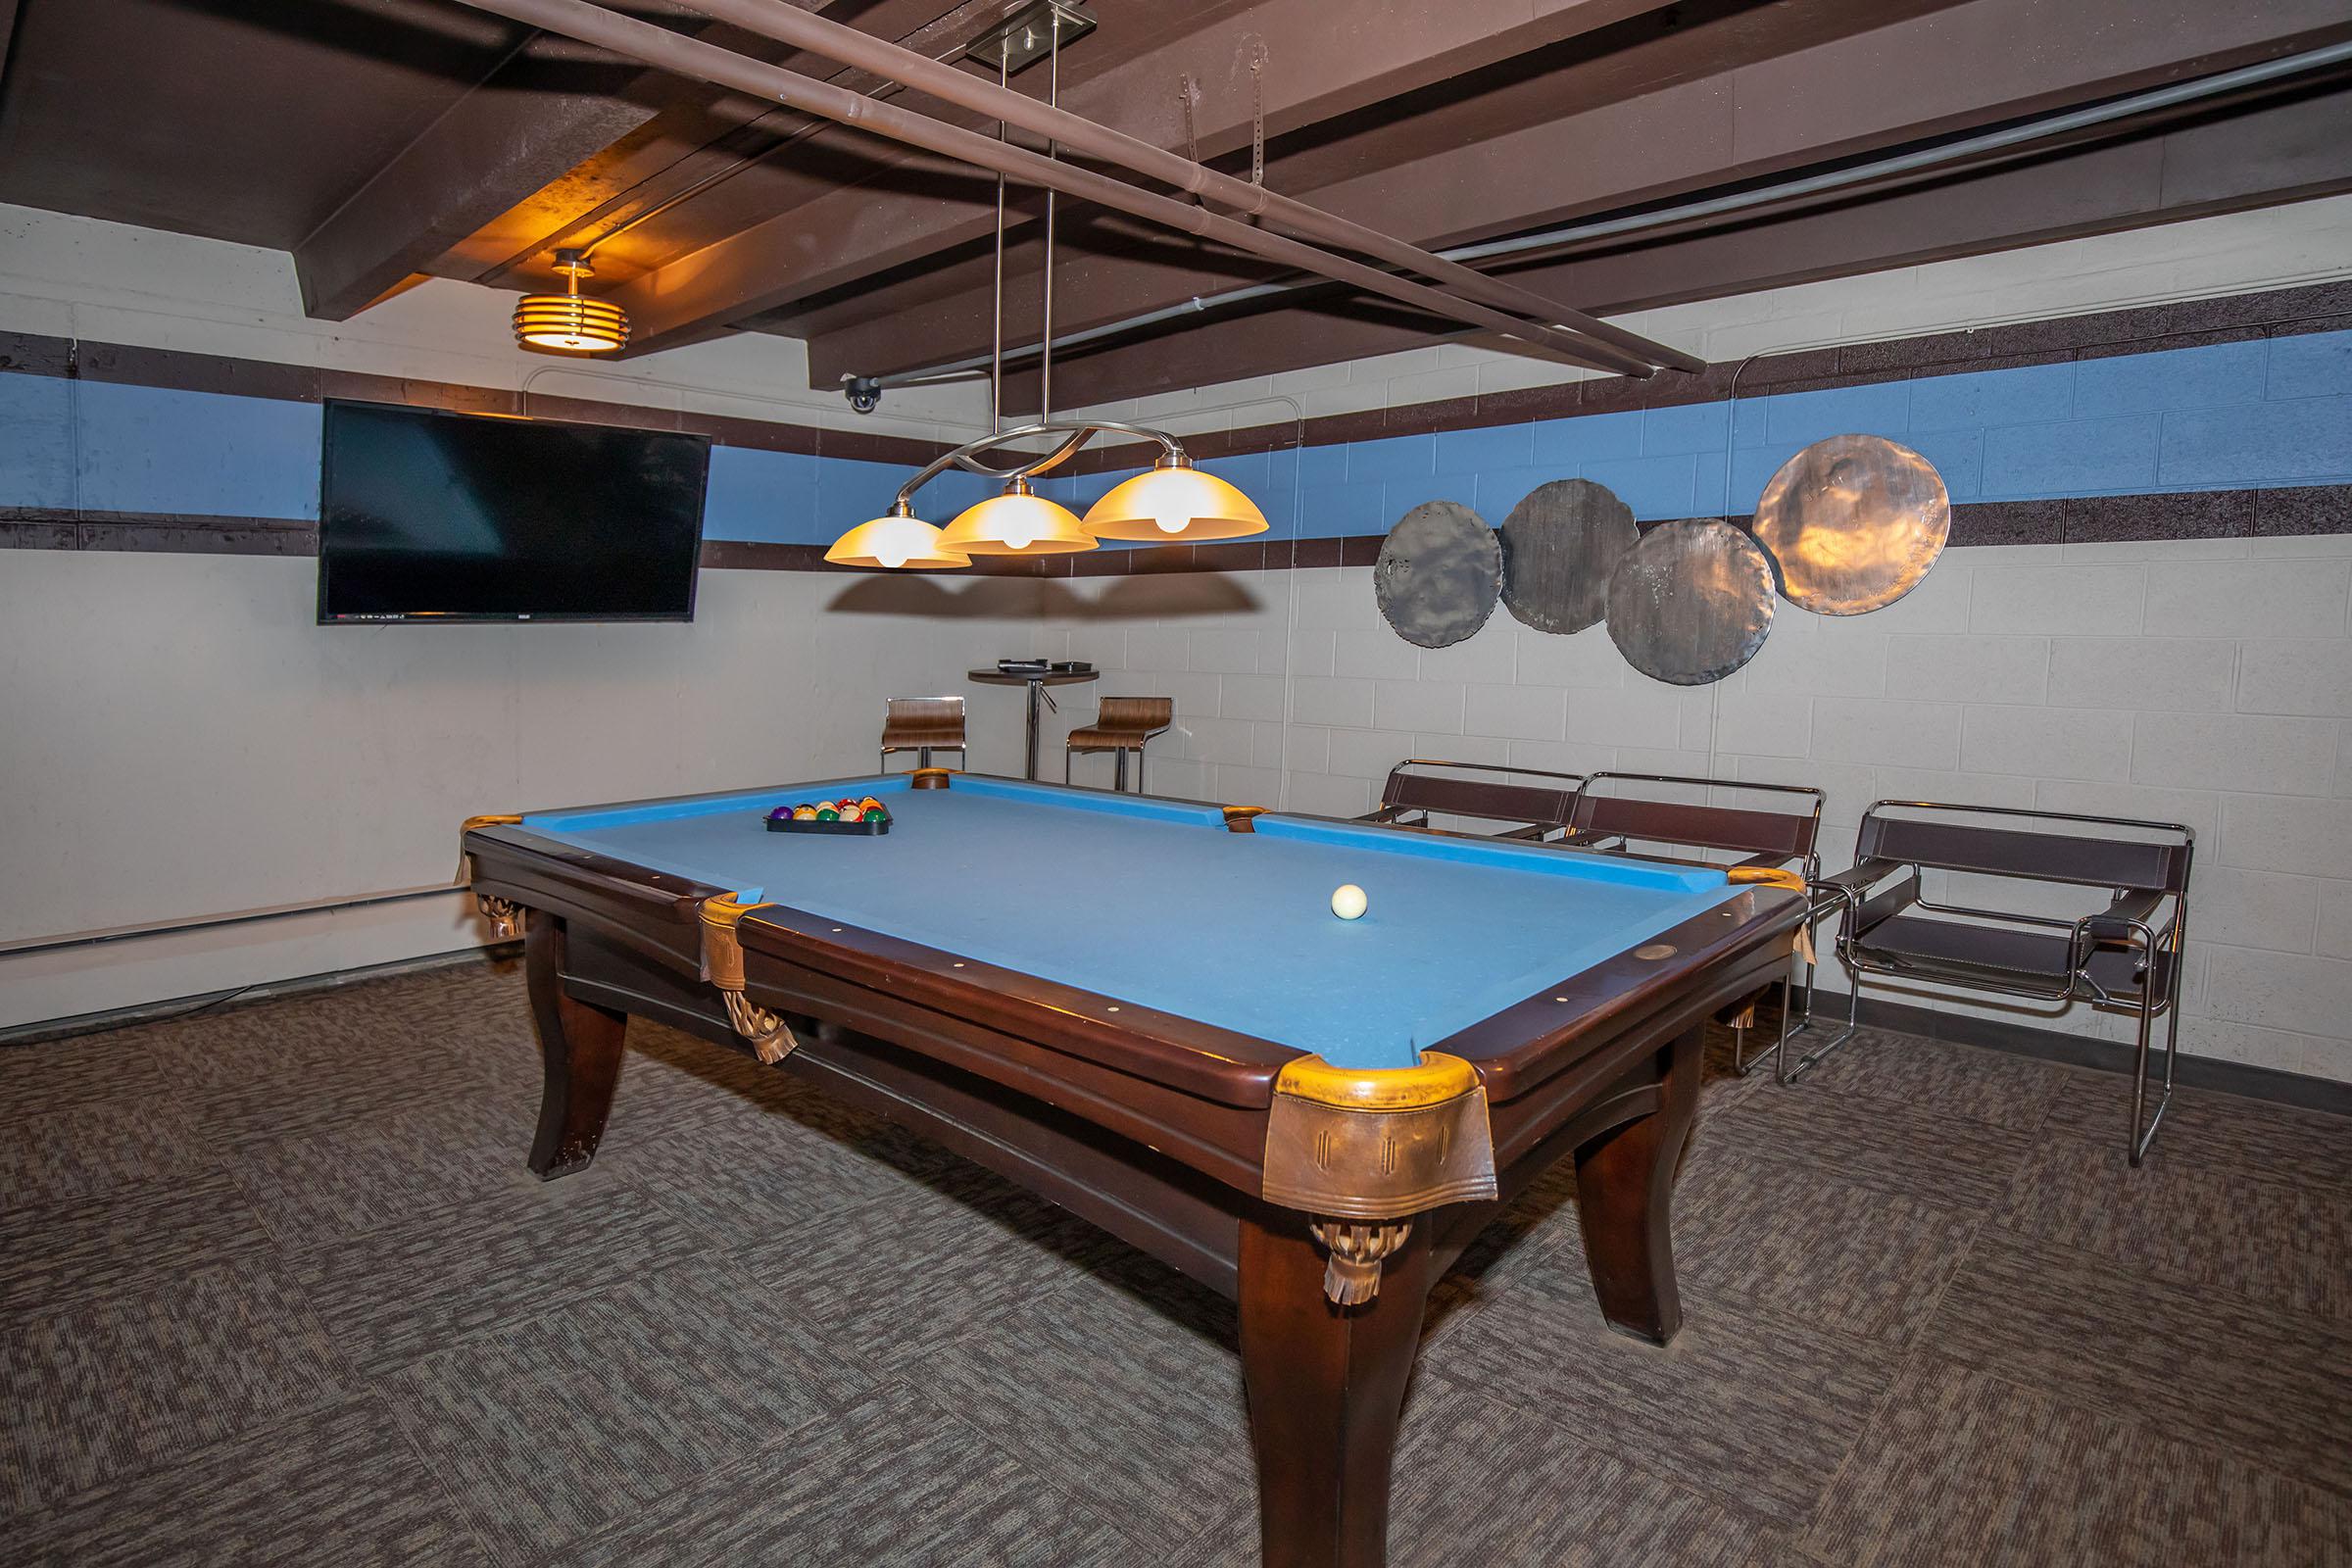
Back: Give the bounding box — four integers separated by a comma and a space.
438, 0, 1670, 377
681, 0, 1699, 375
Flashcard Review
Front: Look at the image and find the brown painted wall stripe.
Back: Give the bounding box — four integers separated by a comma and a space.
12, 487, 2344, 571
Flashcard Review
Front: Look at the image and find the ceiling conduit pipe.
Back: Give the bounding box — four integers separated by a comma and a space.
865, 35, 2352, 392
678, 0, 1702, 374
442, 0, 1672, 377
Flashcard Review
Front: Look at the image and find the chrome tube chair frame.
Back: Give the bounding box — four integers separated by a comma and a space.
1814, 801, 2194, 1165
1559, 772, 1845, 1080
1355, 759, 1587, 840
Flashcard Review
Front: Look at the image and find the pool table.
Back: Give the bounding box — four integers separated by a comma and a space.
460, 769, 1804, 1567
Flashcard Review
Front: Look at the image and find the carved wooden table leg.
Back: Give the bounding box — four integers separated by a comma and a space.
1239, 1211, 1437, 1568
1571, 1021, 1703, 1344
522, 913, 627, 1179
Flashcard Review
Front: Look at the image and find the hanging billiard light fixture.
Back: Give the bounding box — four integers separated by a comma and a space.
941, 479, 1095, 557
822, 504, 970, 570
820, 2, 1264, 568
513, 249, 631, 354
1081, 456, 1268, 542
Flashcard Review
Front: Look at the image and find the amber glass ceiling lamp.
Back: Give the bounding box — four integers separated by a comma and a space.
940, 477, 1094, 556
822, 504, 970, 570
1082, 456, 1267, 542
512, 250, 629, 354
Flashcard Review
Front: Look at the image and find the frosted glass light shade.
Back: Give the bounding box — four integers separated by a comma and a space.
939, 490, 1097, 555
824, 514, 970, 570
1081, 462, 1267, 541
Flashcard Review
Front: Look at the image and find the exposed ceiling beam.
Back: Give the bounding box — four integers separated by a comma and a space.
660, 0, 1700, 371
1000, 82, 2352, 409
292, 17, 705, 320
601, 0, 1690, 355
781, 0, 1969, 343
442, 0, 1681, 374
807, 0, 2352, 390
437, 0, 1014, 290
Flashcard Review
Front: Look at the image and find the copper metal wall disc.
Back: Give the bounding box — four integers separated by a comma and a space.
1752, 434, 1949, 615
1499, 478, 1637, 635
1605, 518, 1776, 685
1374, 501, 1501, 649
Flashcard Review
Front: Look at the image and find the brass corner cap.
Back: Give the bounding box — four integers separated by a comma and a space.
909, 767, 957, 789
1221, 805, 1266, 831
1273, 1050, 1482, 1110
461, 813, 522, 834
1726, 866, 1805, 892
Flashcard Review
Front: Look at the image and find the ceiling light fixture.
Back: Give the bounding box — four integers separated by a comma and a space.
1083, 457, 1267, 541
940, 477, 1095, 557
821, 2, 1263, 567
822, 506, 970, 570
513, 249, 630, 354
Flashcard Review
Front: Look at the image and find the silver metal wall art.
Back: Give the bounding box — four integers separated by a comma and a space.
1373, 501, 1502, 648
1604, 518, 1777, 685
1498, 478, 1638, 635
1752, 434, 1950, 614
1369, 434, 1948, 688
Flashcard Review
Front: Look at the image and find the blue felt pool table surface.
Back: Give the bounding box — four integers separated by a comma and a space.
521, 774, 1736, 1071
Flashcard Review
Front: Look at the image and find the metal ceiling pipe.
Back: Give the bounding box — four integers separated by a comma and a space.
865, 34, 2352, 394
439, 0, 1667, 377
680, 0, 1701, 374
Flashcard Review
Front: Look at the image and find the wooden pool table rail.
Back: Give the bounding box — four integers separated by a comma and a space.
459, 785, 1802, 1568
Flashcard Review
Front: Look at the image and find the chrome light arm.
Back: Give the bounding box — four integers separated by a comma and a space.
889, 419, 1191, 514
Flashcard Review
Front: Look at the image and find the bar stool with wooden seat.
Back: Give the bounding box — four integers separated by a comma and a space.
1063, 697, 1172, 793
878, 697, 967, 773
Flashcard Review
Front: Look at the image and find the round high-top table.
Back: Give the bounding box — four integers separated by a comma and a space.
967, 667, 1101, 780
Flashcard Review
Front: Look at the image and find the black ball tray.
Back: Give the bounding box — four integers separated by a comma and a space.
766, 811, 891, 836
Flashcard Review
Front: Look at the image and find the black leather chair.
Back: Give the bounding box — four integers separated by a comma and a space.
1816, 802, 2193, 1164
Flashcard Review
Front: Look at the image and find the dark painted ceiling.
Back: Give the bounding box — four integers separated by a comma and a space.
2, 0, 2349, 409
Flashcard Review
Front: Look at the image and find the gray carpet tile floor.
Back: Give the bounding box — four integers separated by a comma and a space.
3, 960, 2349, 1567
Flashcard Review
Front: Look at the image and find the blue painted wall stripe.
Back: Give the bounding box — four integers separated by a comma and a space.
4, 326, 2350, 547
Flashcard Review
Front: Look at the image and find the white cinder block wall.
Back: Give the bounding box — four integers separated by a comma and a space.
1002, 202, 2352, 1086
1002, 535, 2352, 1085
7, 201, 2350, 1087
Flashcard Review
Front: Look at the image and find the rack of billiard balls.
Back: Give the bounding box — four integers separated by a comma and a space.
765, 795, 894, 836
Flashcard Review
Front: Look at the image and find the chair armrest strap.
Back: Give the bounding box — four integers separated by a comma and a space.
2082, 889, 2169, 947
1816, 858, 1899, 892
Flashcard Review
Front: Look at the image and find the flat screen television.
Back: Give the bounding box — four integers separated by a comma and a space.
317, 400, 711, 623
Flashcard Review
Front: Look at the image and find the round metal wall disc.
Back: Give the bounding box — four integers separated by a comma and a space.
1605, 518, 1776, 685
1498, 478, 1638, 635
1752, 434, 1949, 615
1374, 501, 1501, 649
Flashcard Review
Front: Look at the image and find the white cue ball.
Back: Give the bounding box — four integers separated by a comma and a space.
1331, 883, 1369, 920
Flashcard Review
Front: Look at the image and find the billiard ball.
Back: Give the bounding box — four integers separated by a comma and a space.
1331, 883, 1368, 920
862, 808, 887, 823
816, 808, 839, 822
792, 806, 818, 821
